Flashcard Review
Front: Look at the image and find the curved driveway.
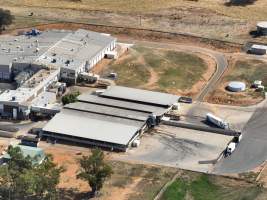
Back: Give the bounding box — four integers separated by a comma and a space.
119, 39, 228, 102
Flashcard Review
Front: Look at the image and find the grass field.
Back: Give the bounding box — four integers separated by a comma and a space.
208, 58, 267, 105
226, 59, 267, 86
161, 173, 262, 200
104, 46, 207, 95
105, 161, 178, 200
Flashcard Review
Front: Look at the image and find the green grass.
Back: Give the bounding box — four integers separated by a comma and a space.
161, 179, 187, 200
102, 161, 178, 200
161, 174, 262, 200
107, 55, 151, 88
107, 46, 207, 93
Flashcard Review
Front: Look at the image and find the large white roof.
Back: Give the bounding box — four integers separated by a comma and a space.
251, 44, 267, 50
101, 86, 179, 107
43, 109, 142, 146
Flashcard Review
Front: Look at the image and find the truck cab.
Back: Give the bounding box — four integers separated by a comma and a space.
224, 142, 236, 157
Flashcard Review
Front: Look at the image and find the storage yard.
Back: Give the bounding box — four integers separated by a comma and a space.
114, 125, 234, 172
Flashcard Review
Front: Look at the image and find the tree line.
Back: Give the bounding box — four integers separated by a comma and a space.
0, 146, 112, 200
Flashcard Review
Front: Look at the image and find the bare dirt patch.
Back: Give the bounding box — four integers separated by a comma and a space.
41, 143, 177, 200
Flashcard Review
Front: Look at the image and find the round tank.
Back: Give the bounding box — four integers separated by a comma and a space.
227, 81, 246, 92
257, 21, 267, 35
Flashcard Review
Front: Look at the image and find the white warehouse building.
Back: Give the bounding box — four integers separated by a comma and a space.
0, 29, 117, 119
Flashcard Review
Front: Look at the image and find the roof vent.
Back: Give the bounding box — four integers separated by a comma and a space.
11, 96, 16, 101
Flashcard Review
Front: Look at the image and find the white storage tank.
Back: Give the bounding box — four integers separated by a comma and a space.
227, 81, 246, 92
257, 21, 267, 35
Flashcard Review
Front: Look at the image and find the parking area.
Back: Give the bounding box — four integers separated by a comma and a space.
114, 125, 233, 172
178, 102, 256, 131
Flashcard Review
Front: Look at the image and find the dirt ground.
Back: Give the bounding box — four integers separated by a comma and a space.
40, 143, 178, 200
207, 56, 267, 106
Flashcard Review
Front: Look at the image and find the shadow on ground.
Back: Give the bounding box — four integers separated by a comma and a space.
59, 188, 93, 200
224, 0, 257, 6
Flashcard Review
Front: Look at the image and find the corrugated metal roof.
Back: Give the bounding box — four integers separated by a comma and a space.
43, 109, 144, 145
3, 145, 45, 165
64, 102, 149, 121
77, 94, 167, 116
101, 86, 179, 107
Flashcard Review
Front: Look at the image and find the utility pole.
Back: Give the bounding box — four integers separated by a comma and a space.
139, 15, 142, 27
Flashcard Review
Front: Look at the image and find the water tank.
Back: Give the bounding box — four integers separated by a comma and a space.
257, 22, 267, 35
227, 81, 246, 92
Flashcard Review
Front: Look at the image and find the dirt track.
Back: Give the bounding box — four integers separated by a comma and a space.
4, 22, 242, 53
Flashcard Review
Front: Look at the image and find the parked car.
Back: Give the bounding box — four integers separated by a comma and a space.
178, 97, 193, 104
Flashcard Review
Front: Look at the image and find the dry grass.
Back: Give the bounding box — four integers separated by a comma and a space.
2, 0, 267, 43
207, 57, 267, 106
2, 0, 267, 20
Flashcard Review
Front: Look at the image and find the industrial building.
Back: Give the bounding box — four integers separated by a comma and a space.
0, 29, 116, 119
42, 86, 180, 151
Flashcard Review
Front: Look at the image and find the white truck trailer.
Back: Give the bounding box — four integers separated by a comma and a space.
206, 113, 229, 129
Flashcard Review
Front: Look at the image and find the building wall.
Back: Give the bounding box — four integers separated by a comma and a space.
87, 40, 116, 71
0, 64, 12, 80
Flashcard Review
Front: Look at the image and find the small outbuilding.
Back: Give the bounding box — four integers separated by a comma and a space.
227, 81, 246, 92
2, 145, 45, 165
248, 44, 267, 55
257, 21, 267, 36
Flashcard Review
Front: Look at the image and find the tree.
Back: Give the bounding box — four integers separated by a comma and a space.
0, 8, 14, 31
61, 91, 80, 105
0, 146, 65, 200
77, 149, 112, 197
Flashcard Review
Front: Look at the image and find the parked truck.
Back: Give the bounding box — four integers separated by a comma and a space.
206, 113, 229, 129
224, 142, 236, 157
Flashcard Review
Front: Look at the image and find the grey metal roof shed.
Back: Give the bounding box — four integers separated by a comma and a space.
101, 86, 180, 107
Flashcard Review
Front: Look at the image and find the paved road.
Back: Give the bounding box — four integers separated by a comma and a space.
214, 100, 267, 174
118, 39, 228, 102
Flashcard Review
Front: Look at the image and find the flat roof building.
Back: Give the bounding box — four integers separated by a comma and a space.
0, 29, 117, 119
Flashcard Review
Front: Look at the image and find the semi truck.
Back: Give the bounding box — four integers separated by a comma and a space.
206, 113, 229, 129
